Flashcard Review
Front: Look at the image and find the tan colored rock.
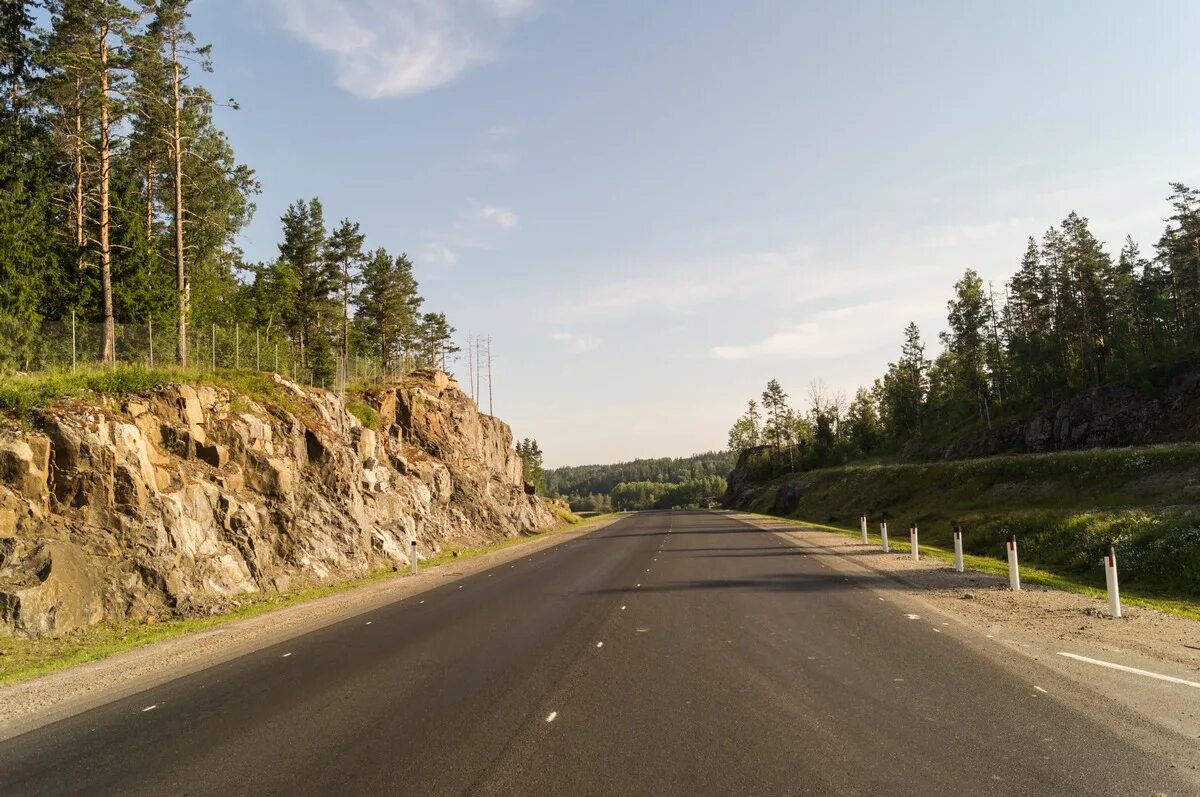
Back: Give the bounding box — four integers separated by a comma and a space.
0, 437, 49, 501
0, 541, 104, 636
0, 504, 16, 538
0, 369, 558, 638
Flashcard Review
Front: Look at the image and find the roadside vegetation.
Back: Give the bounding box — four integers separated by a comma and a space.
740, 444, 1200, 606
0, 365, 311, 425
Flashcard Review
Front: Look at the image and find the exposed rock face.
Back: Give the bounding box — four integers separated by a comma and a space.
0, 371, 558, 637
938, 370, 1200, 460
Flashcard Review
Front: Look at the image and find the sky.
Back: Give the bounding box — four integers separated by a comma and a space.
190, 0, 1200, 466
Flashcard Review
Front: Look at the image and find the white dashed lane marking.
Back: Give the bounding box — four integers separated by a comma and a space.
1034, 686, 1048, 694
596, 642, 604, 648
142, 705, 157, 712
546, 712, 558, 723
905, 614, 921, 620
281, 652, 293, 658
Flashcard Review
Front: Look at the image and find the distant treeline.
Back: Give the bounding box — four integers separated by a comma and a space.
546, 451, 735, 511
729, 187, 1200, 473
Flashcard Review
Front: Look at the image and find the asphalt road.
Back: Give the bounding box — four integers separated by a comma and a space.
0, 511, 1194, 796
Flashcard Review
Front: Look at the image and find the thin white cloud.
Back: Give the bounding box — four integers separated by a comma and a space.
272, 0, 539, 99
918, 217, 1031, 249
421, 242, 459, 266
420, 200, 521, 269
484, 0, 536, 20
479, 205, 520, 229
550, 244, 819, 322
549, 330, 600, 353
712, 301, 912, 361
477, 151, 518, 170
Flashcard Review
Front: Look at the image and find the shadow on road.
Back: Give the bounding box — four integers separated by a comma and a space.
584, 571, 891, 594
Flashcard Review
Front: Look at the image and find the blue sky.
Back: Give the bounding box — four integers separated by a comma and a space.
192, 0, 1200, 466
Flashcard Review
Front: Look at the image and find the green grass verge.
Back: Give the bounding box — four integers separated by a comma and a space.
741, 445, 1200, 600
745, 512, 1200, 622
0, 365, 308, 424
0, 514, 615, 687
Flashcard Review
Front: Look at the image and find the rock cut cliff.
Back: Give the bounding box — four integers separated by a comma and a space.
0, 370, 559, 638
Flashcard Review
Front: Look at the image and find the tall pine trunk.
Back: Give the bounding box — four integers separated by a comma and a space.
145, 158, 154, 241
72, 86, 85, 275
98, 23, 115, 365
171, 33, 188, 367
342, 261, 350, 378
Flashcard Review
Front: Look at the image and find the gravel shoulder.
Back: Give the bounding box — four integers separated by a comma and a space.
0, 515, 624, 741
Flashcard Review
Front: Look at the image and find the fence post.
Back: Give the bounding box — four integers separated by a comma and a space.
1007, 536, 1021, 591
148, 315, 154, 367
274, 342, 279, 373
860, 514, 868, 544
953, 525, 964, 572
211, 323, 216, 371
235, 323, 240, 370
256, 330, 260, 371
910, 525, 919, 561
880, 521, 890, 553
71, 309, 76, 373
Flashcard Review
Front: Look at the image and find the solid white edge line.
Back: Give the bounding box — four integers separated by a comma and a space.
1057, 652, 1200, 689
142, 705, 157, 712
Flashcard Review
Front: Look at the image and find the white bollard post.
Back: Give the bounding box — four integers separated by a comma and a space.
410, 539, 418, 575
880, 521, 890, 553
860, 514, 869, 544
952, 525, 965, 573
1104, 545, 1122, 618
910, 525, 919, 561
1007, 536, 1020, 591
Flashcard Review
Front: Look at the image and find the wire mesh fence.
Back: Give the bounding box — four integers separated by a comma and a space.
0, 314, 404, 392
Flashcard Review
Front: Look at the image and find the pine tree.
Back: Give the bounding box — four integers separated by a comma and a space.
418, 312, 457, 370
325, 218, 365, 372
277, 197, 333, 363
941, 268, 993, 426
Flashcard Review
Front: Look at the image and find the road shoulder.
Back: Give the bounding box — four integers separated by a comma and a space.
728, 511, 1200, 759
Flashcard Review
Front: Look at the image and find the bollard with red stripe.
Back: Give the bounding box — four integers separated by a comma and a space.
1104, 545, 1122, 618
1006, 535, 1020, 591
952, 525, 964, 573
909, 525, 919, 561
880, 521, 890, 553
860, 514, 869, 544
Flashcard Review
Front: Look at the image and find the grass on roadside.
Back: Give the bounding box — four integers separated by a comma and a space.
747, 512, 1200, 622
0, 514, 615, 687
0, 365, 308, 425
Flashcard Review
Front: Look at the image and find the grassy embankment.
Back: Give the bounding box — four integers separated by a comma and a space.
741, 445, 1200, 619
0, 365, 311, 424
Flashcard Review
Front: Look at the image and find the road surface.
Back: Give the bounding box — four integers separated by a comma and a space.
0, 511, 1195, 795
